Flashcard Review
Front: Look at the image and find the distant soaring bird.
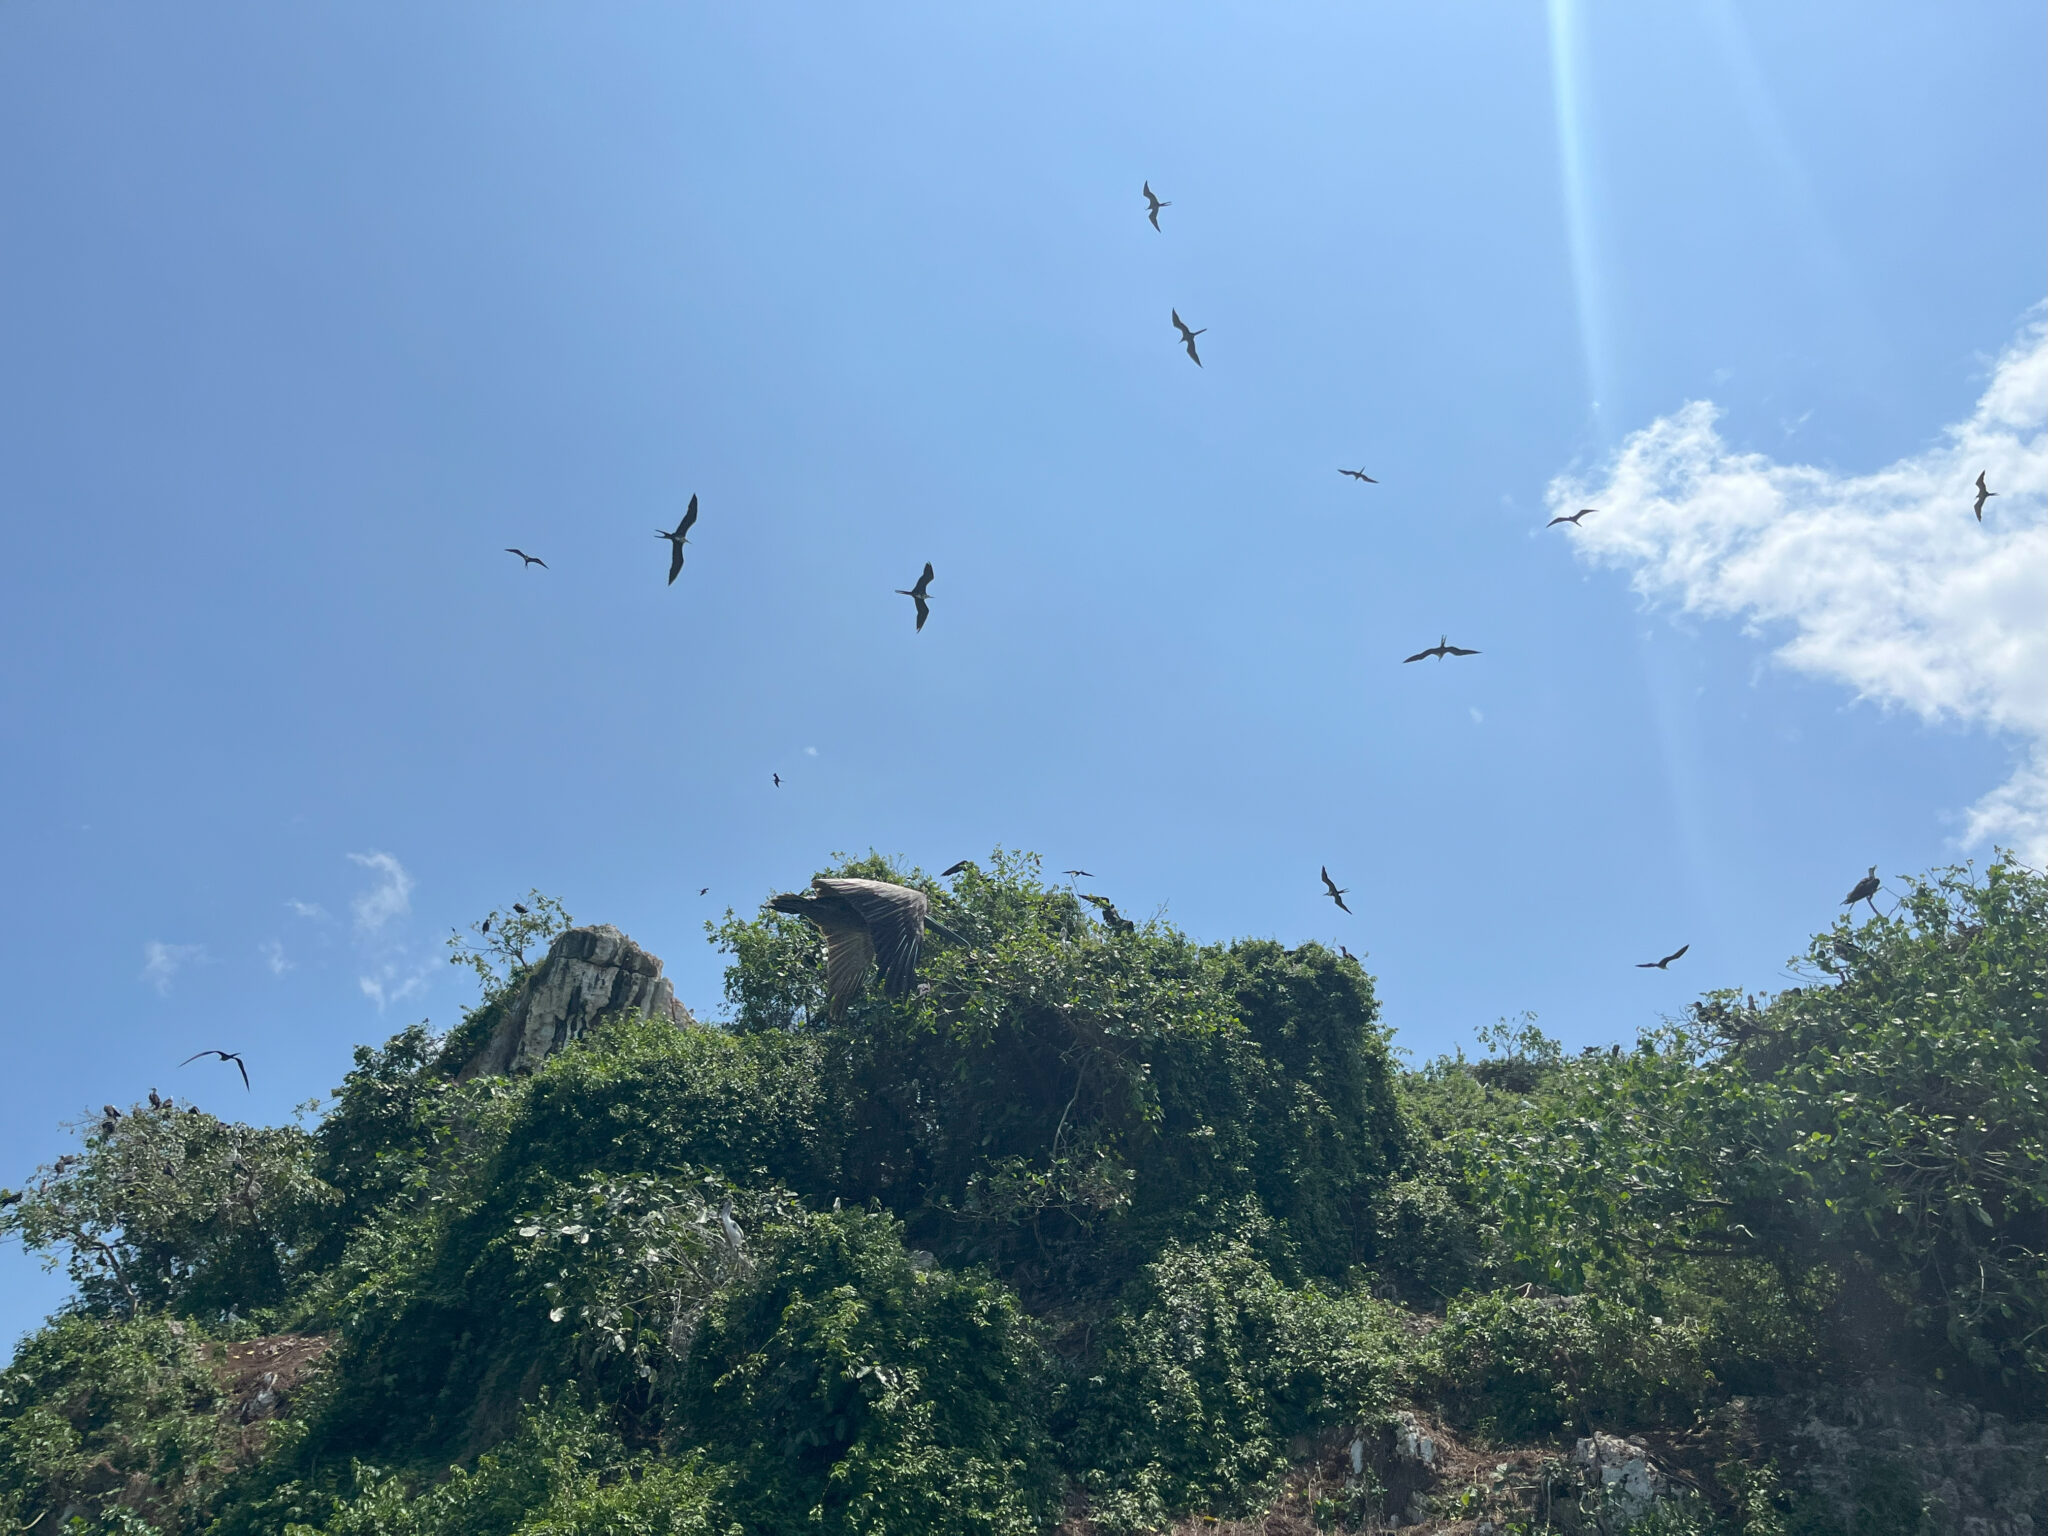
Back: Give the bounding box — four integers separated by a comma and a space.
1974, 472, 1995, 522
1142, 180, 1170, 230
1842, 866, 1881, 917
1170, 309, 1205, 367
1338, 468, 1378, 484
1403, 636, 1481, 663
699, 887, 710, 896
1546, 508, 1594, 529
1062, 869, 1093, 879
1636, 944, 1689, 971
504, 548, 548, 569
773, 773, 782, 788
657, 494, 699, 585
178, 1049, 251, 1091
896, 563, 935, 631
1320, 866, 1352, 915
768, 876, 959, 1018
940, 861, 971, 878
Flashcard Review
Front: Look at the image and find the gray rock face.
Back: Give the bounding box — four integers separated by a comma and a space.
457, 925, 688, 1079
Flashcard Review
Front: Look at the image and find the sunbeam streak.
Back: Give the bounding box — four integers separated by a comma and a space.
1548, 0, 1608, 431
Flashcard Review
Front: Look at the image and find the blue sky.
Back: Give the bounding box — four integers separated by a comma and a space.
2, 3, 2042, 1349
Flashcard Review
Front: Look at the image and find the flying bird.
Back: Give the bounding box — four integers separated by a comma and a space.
1081, 893, 1135, 933
657, 494, 699, 585
1061, 869, 1093, 879
1338, 468, 1378, 484
1170, 309, 1205, 367
1403, 636, 1481, 663
773, 773, 782, 788
1142, 181, 1170, 230
1546, 508, 1594, 528
1320, 866, 1352, 915
1842, 866, 1881, 916
896, 562, 934, 631
768, 876, 960, 1018
1973, 472, 1995, 522
698, 887, 710, 896
504, 548, 548, 569
940, 861, 971, 878
178, 1050, 251, 1091
1636, 945, 1690, 970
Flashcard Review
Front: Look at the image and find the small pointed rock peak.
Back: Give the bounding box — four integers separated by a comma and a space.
454, 924, 691, 1080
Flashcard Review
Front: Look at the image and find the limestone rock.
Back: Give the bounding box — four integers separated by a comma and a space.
457, 925, 688, 1079
1574, 1433, 1665, 1525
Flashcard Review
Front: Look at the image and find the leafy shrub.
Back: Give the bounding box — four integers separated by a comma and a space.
1372, 1176, 1479, 1303
679, 1206, 1054, 1536
1427, 1290, 1711, 1440
1066, 1227, 1404, 1529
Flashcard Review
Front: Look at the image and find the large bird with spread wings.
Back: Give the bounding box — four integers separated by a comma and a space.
769, 877, 961, 1019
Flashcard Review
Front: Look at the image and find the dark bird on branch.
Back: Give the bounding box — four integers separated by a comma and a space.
1170, 309, 1205, 367
1636, 945, 1690, 970
768, 877, 960, 1019
1142, 181, 1170, 230
0, 1191, 20, 1209
1546, 508, 1594, 528
1338, 468, 1378, 483
1320, 866, 1352, 915
147, 1089, 162, 1110
1973, 472, 1995, 522
179, 1050, 250, 1090
940, 861, 971, 878
1339, 945, 1356, 962
1403, 636, 1481, 663
504, 548, 547, 569
1842, 866, 1881, 917
657, 494, 699, 585
513, 903, 529, 915
896, 563, 934, 631
102, 1105, 121, 1121
1082, 893, 1135, 934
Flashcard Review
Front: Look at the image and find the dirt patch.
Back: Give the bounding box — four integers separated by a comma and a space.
207, 1332, 334, 1457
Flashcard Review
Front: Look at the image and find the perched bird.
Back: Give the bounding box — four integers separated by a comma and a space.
1546, 508, 1594, 528
1142, 180, 1170, 230
657, 494, 699, 585
179, 1050, 251, 1091
1636, 945, 1690, 970
513, 903, 529, 915
1170, 309, 1205, 366
504, 548, 547, 569
480, 915, 491, 934
0, 1191, 21, 1210
1320, 866, 1352, 915
1973, 472, 1995, 522
102, 1105, 121, 1121
147, 1089, 162, 1110
896, 563, 935, 631
1338, 468, 1379, 484
1403, 636, 1481, 663
1061, 869, 1093, 879
1842, 866, 1881, 917
1339, 945, 1356, 962
940, 861, 971, 878
768, 876, 959, 1018
716, 1197, 745, 1256
1082, 893, 1135, 934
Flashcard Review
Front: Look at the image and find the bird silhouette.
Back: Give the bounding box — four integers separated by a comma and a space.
1403, 636, 1481, 663
657, 494, 699, 585
480, 915, 491, 934
773, 773, 782, 788
1170, 309, 1205, 367
1061, 869, 1093, 879
1974, 472, 1995, 522
504, 548, 548, 569
1338, 468, 1378, 484
1842, 866, 1881, 917
178, 1050, 250, 1090
1546, 508, 1594, 529
1081, 893, 1135, 933
896, 562, 934, 631
513, 903, 529, 914
940, 861, 971, 877
768, 876, 959, 1018
1339, 945, 1356, 962
1320, 866, 1352, 914
1142, 180, 1170, 230
1636, 944, 1689, 970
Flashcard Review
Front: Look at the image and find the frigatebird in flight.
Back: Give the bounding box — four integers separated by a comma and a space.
1403, 636, 1481, 663
1974, 473, 1995, 522
940, 861, 971, 878
1636, 945, 1689, 971
1142, 181, 1170, 230
657, 495, 699, 585
896, 563, 935, 631
504, 548, 548, 568
179, 1050, 251, 1090
1546, 508, 1594, 529
1320, 866, 1352, 915
1338, 468, 1378, 484
1170, 309, 1205, 367
1061, 869, 1093, 879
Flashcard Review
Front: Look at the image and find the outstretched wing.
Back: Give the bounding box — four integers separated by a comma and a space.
668, 540, 686, 584
232, 1055, 250, 1090
1445, 644, 1481, 656
817, 878, 931, 998
1401, 648, 1433, 664
916, 562, 935, 595
1662, 945, 1689, 967
912, 593, 929, 631
679, 494, 699, 538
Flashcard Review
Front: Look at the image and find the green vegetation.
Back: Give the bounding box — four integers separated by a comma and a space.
2, 852, 2040, 1533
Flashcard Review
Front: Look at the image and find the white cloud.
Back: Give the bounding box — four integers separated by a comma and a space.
260, 940, 292, 976
285, 898, 327, 920
358, 963, 428, 1010
141, 942, 206, 995
1548, 314, 2048, 866
347, 852, 415, 933
804, 746, 819, 756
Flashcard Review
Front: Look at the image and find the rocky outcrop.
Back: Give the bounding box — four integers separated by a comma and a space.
456, 925, 689, 1079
